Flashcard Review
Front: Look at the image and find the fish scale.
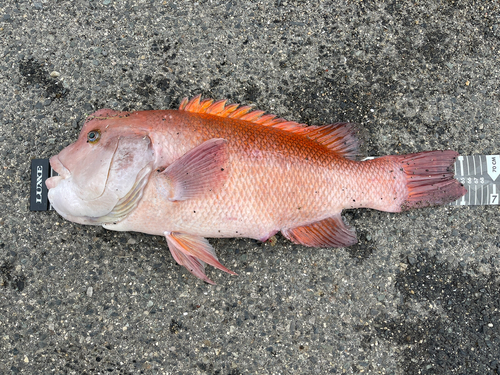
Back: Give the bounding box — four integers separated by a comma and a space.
46, 95, 466, 283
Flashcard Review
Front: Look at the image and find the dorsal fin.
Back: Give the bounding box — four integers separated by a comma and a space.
179, 95, 360, 159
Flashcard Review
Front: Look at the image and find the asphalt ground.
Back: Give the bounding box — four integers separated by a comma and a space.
1, 0, 499, 374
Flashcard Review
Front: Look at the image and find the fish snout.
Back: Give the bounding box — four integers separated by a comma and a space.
49, 155, 70, 178
45, 155, 71, 189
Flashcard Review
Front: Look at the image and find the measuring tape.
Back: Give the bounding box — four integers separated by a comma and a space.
451, 155, 499, 206
29, 155, 500, 211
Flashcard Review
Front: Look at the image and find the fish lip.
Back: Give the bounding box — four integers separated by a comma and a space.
49, 155, 71, 179
45, 155, 71, 190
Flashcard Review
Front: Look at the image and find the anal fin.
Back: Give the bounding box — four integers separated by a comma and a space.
165, 232, 237, 284
281, 214, 357, 248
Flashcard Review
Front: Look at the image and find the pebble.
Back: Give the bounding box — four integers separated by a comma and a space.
87, 286, 93, 297
50, 71, 60, 78
408, 256, 417, 265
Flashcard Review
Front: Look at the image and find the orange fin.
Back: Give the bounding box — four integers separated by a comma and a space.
158, 138, 229, 201
281, 214, 357, 248
165, 232, 237, 284
292, 122, 360, 160
179, 95, 360, 159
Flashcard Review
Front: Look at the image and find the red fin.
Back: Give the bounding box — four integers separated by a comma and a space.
179, 96, 360, 158
159, 138, 229, 201
178, 95, 304, 129
165, 232, 237, 284
167, 241, 212, 284
282, 214, 357, 248
293, 122, 360, 160
394, 151, 467, 210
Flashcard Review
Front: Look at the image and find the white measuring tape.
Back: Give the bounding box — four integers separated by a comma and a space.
451, 155, 499, 206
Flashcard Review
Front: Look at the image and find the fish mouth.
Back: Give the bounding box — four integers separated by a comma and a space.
45, 155, 70, 190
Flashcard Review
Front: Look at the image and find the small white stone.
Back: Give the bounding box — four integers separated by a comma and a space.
50, 71, 60, 78
87, 287, 93, 297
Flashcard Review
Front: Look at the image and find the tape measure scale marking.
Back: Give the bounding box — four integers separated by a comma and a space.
452, 155, 500, 206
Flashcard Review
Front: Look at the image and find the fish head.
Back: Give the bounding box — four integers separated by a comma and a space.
46, 109, 154, 225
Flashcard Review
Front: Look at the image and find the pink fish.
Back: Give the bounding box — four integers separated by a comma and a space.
46, 95, 466, 283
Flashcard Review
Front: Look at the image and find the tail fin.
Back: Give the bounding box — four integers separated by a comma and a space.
395, 151, 466, 210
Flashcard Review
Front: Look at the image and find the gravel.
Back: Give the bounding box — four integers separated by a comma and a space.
0, 0, 499, 374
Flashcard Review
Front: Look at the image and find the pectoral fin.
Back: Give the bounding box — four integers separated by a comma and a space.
158, 138, 229, 201
165, 232, 237, 284
281, 214, 357, 248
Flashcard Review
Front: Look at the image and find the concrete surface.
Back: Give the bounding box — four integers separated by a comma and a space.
1, 0, 499, 374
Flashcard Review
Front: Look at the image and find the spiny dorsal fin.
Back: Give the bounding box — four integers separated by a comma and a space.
179, 94, 303, 129
179, 95, 360, 159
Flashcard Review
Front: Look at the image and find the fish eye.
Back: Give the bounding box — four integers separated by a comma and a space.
87, 129, 101, 144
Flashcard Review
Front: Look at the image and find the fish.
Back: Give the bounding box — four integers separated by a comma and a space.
46, 95, 467, 284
